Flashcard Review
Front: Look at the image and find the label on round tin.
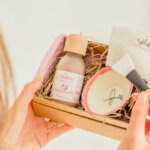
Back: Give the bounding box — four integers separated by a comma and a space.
50, 70, 84, 104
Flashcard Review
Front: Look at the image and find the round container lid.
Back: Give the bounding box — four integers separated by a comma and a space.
64, 34, 88, 56
82, 67, 133, 115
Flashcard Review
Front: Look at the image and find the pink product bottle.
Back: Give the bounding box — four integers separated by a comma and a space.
50, 34, 88, 106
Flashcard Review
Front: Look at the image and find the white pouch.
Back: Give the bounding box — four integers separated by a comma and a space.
106, 26, 150, 80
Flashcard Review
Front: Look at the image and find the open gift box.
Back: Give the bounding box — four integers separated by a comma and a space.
32, 34, 134, 141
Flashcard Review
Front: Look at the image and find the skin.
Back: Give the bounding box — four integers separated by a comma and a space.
0, 75, 149, 150
0, 76, 72, 150
118, 92, 150, 150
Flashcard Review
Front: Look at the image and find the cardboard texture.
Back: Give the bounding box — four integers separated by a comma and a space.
32, 96, 128, 141
32, 35, 129, 141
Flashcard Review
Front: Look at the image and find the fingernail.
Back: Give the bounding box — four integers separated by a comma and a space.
131, 93, 139, 101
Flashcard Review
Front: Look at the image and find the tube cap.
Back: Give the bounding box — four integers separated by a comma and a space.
64, 34, 88, 56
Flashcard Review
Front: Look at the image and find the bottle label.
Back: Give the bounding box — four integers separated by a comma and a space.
51, 70, 84, 104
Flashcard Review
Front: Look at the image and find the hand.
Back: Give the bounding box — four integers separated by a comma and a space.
0, 76, 72, 150
118, 92, 150, 150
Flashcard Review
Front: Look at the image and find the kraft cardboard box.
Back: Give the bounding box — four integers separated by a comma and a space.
32, 34, 129, 141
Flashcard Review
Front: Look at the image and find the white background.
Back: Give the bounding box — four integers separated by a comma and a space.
0, 0, 150, 149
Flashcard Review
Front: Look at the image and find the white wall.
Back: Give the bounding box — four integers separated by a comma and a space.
0, 0, 149, 150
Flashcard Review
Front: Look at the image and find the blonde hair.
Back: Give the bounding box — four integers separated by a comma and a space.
0, 27, 16, 122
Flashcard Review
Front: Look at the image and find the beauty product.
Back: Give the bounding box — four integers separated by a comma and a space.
50, 34, 88, 106
112, 54, 150, 98
82, 67, 132, 115
106, 26, 150, 80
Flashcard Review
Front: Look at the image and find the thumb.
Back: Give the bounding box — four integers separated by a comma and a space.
16, 75, 44, 109
128, 92, 149, 137
5, 75, 44, 139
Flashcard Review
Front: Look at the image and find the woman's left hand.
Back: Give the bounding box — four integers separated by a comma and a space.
0, 76, 72, 150
117, 92, 150, 150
